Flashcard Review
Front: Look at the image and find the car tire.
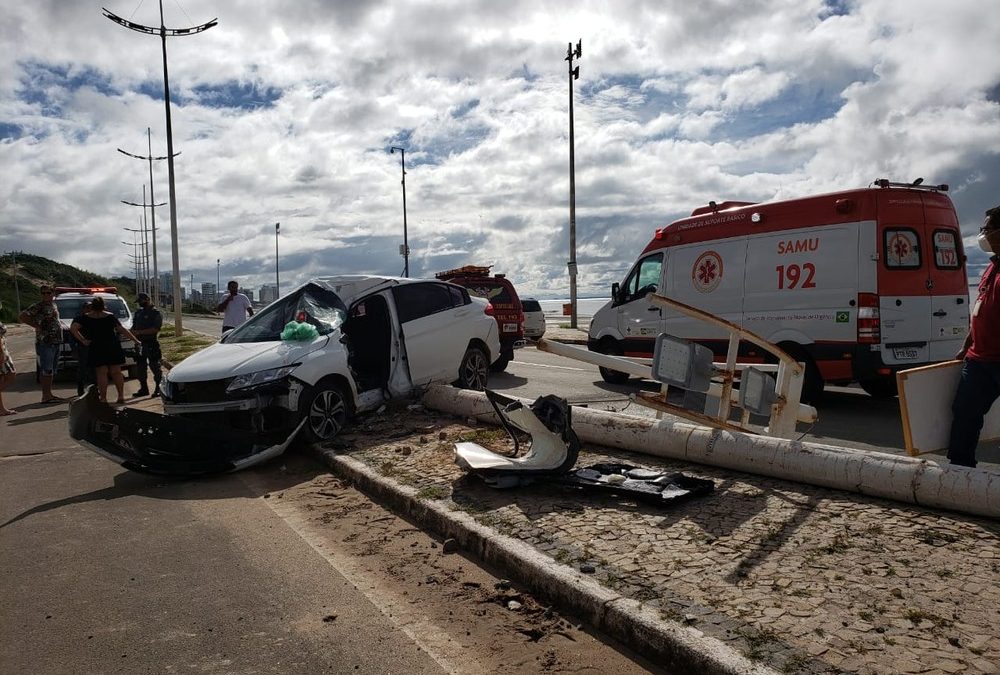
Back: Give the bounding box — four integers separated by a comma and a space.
859, 377, 898, 399
490, 352, 512, 373
597, 341, 630, 384
457, 346, 489, 391
301, 381, 351, 443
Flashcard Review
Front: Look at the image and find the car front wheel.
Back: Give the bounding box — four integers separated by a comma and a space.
301, 382, 350, 443
457, 346, 489, 391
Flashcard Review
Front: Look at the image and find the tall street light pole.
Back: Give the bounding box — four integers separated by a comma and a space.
389, 146, 409, 277
274, 222, 280, 295
104, 2, 217, 335
124, 227, 147, 295
118, 128, 178, 306
565, 39, 582, 330
121, 186, 165, 296
216, 258, 220, 303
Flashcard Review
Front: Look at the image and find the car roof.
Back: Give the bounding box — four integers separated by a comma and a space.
306, 275, 458, 304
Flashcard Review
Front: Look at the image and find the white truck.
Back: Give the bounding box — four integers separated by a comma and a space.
588, 179, 969, 402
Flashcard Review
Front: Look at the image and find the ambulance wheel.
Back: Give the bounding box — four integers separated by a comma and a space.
859, 378, 897, 399
490, 352, 512, 373
597, 341, 630, 384
779, 344, 824, 405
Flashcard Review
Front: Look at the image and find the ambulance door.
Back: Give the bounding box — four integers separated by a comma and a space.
923, 195, 969, 360
662, 237, 747, 344
613, 252, 664, 356
876, 193, 932, 366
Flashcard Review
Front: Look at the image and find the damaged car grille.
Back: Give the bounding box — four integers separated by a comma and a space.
165, 378, 234, 404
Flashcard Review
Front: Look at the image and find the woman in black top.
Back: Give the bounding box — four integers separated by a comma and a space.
70, 297, 140, 404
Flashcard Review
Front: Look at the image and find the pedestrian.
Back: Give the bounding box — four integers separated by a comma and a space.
18, 285, 64, 404
217, 280, 254, 333
71, 299, 95, 397
0, 300, 17, 415
948, 205, 1000, 468
70, 296, 140, 404
131, 292, 163, 397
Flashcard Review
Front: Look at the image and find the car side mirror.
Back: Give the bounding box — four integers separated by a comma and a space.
611, 282, 620, 304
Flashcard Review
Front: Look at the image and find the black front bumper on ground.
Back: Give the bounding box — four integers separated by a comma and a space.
67, 387, 304, 476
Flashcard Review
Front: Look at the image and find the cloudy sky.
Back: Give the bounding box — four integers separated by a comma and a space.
2, 0, 998, 299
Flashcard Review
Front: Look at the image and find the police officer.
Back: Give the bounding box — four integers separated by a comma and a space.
131, 292, 163, 397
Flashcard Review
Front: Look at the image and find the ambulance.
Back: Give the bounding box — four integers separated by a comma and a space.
587, 179, 969, 402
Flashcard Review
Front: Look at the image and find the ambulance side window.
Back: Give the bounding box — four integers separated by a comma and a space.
932, 229, 961, 269
883, 228, 921, 269
620, 253, 663, 303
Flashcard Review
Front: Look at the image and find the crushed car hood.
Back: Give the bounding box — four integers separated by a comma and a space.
167, 335, 333, 383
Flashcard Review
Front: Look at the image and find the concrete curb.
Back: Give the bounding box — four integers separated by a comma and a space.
312, 447, 777, 675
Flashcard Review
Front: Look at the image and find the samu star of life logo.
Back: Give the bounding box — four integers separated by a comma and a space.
692, 251, 724, 293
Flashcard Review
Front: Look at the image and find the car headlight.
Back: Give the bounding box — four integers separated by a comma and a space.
226, 365, 298, 393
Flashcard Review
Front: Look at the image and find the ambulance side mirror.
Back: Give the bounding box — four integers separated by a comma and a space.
611, 282, 621, 304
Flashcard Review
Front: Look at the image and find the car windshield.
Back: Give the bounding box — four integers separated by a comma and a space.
223, 283, 347, 343
56, 297, 129, 320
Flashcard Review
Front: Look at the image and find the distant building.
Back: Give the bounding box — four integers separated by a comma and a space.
259, 284, 278, 304
201, 283, 217, 305
239, 287, 254, 302
191, 289, 202, 304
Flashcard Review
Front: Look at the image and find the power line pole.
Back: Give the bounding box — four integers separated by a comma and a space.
118, 128, 178, 306
565, 39, 581, 330
104, 1, 217, 335
389, 147, 409, 277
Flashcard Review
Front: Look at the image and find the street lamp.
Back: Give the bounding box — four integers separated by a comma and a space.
118, 127, 179, 305
389, 146, 409, 277
274, 222, 280, 295
565, 39, 582, 329
104, 1, 217, 336
216, 258, 220, 303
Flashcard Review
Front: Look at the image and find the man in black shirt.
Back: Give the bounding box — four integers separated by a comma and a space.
131, 293, 163, 397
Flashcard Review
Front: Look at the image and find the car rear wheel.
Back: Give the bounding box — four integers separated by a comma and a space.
457, 346, 489, 391
596, 341, 630, 384
301, 382, 350, 443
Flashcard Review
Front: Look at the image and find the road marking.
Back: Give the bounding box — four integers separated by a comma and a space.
510, 360, 591, 372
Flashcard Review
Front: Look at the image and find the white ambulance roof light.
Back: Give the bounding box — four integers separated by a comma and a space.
651, 334, 713, 392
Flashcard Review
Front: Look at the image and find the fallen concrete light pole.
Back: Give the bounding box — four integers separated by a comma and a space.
423, 386, 1000, 520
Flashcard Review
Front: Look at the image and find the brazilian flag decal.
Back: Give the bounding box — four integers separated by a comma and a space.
836, 311, 850, 323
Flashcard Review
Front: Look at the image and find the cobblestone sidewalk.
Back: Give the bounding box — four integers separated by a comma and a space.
329, 405, 1000, 675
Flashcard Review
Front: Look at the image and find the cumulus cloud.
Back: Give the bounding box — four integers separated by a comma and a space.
1, 0, 998, 300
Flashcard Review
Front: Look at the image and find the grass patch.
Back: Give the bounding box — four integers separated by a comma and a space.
158, 323, 217, 365
416, 485, 450, 501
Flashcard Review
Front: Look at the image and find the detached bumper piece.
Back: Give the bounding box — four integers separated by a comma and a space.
68, 386, 303, 476
556, 463, 714, 506
455, 391, 713, 506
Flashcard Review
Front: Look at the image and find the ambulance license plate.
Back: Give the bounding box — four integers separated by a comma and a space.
892, 347, 919, 360
503, 323, 518, 333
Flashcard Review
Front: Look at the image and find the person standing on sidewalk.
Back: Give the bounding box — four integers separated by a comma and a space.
0, 300, 17, 415
18, 285, 63, 404
130, 292, 163, 397
71, 300, 95, 397
217, 280, 254, 334
949, 205, 1000, 468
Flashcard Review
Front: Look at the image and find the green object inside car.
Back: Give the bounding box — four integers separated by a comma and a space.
280, 320, 319, 341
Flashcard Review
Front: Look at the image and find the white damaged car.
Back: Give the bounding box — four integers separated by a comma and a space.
68, 276, 500, 475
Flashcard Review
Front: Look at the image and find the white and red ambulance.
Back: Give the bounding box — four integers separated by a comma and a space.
587, 179, 969, 402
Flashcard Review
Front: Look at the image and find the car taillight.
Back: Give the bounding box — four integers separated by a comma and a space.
518, 311, 525, 324
857, 293, 880, 344
484, 302, 495, 316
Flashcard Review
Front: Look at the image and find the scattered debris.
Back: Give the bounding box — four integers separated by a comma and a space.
507, 600, 523, 611
580, 563, 596, 574
495, 579, 512, 590
442, 538, 459, 554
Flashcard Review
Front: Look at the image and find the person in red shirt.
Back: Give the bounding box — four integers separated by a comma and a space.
949, 205, 1000, 468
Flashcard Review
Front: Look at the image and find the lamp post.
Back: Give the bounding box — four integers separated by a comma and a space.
121, 185, 165, 297
389, 146, 409, 277
118, 128, 178, 306
565, 39, 582, 330
216, 258, 220, 304
104, 1, 217, 336
124, 226, 148, 295
274, 222, 280, 295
